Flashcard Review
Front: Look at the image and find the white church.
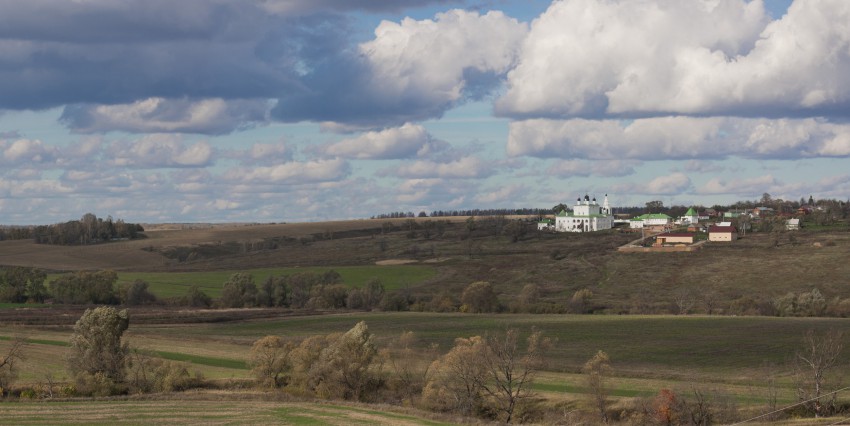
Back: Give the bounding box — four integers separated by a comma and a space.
555, 194, 614, 232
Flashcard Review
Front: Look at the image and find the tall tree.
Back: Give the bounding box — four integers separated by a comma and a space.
422, 336, 488, 416
794, 329, 844, 417
479, 329, 551, 423
308, 321, 379, 401
68, 307, 130, 394
645, 200, 664, 213
583, 350, 612, 423
249, 335, 294, 388
220, 272, 257, 308
0, 336, 26, 391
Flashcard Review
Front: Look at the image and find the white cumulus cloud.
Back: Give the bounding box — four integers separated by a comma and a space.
391, 156, 494, 179
325, 123, 445, 159
61, 97, 270, 135
359, 9, 526, 114
508, 117, 850, 160
107, 135, 214, 168
497, 0, 850, 119
613, 172, 692, 196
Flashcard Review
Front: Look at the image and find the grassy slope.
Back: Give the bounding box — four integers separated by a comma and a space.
6, 217, 850, 312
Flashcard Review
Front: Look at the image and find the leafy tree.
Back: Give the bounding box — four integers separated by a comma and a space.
220, 272, 257, 308
0, 267, 47, 303
183, 285, 211, 308
646, 200, 664, 213
288, 334, 334, 393
250, 336, 295, 388
461, 281, 499, 313
49, 270, 119, 305
257, 276, 288, 307
308, 321, 379, 401
422, 335, 488, 416
121, 279, 157, 306
310, 283, 348, 309
68, 307, 130, 394
347, 278, 385, 310
583, 350, 611, 423
126, 351, 201, 393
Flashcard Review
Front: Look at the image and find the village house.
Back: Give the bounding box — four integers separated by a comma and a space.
677, 207, 699, 225
687, 223, 707, 233
555, 194, 614, 232
629, 213, 673, 231
655, 232, 695, 246
708, 225, 738, 242
537, 219, 553, 231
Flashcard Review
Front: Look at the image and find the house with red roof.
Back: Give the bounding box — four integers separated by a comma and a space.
708, 225, 737, 242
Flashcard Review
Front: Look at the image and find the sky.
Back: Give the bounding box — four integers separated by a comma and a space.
2, 0, 849, 225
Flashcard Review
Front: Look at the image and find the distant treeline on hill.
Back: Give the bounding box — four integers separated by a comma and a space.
0, 213, 144, 245
372, 208, 553, 219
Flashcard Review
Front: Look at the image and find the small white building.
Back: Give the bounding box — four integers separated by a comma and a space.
537, 219, 554, 231
679, 207, 699, 225
555, 194, 614, 233
629, 213, 673, 229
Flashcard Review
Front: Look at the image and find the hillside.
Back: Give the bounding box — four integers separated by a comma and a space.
2, 217, 850, 314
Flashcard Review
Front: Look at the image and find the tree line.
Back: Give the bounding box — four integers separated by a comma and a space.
33, 213, 145, 245
372, 208, 551, 220
0, 213, 145, 245
8, 268, 850, 320
1, 307, 844, 424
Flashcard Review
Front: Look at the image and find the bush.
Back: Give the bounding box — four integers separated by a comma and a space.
127, 352, 203, 393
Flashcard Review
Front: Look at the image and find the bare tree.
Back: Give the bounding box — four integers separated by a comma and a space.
794, 329, 844, 417
583, 350, 611, 423
0, 336, 26, 391
479, 328, 551, 423
674, 288, 696, 315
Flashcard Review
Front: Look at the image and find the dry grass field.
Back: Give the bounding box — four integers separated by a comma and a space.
0, 392, 455, 425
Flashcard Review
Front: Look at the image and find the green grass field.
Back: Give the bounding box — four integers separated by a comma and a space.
135, 312, 848, 381
45, 265, 436, 299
